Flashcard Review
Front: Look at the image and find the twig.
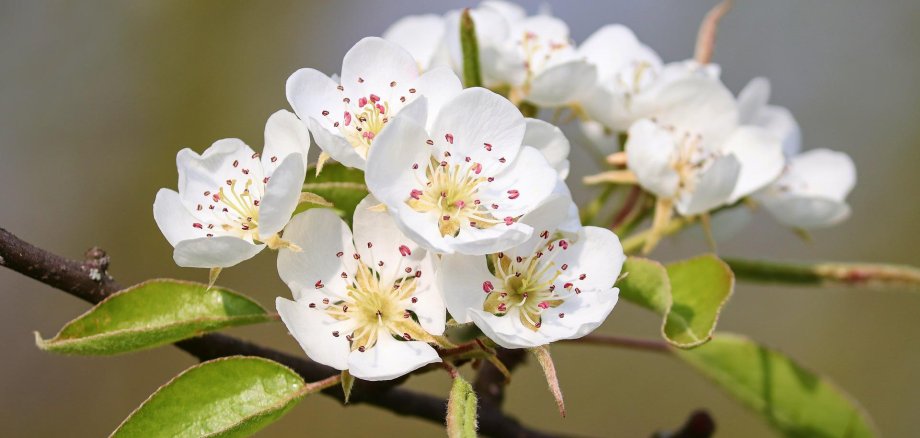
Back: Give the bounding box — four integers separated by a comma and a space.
474, 347, 527, 408
564, 334, 671, 353
0, 227, 560, 438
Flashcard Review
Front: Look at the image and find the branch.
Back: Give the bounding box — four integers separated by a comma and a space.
474, 347, 527, 408
0, 227, 561, 438
724, 257, 920, 290
564, 334, 671, 353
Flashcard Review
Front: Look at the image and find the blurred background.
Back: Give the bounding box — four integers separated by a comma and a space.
1, 1, 918, 436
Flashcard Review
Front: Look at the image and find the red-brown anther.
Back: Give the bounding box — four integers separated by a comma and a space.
369, 94, 380, 103
376, 103, 386, 114
454, 200, 465, 209
575, 287, 582, 294
472, 162, 482, 174
358, 77, 365, 83
242, 169, 250, 175
579, 274, 586, 280
344, 111, 352, 126
367, 242, 373, 249
504, 217, 514, 225
414, 270, 422, 278
332, 331, 340, 337
538, 301, 549, 309
426, 139, 434, 145
399, 245, 412, 256
484, 143, 493, 151
540, 230, 549, 238
497, 303, 507, 312
403, 333, 412, 340
241, 225, 250, 231
440, 160, 448, 167
315, 280, 324, 289
498, 157, 506, 163
560, 240, 569, 250
358, 346, 366, 352
411, 297, 418, 303
507, 190, 520, 199
410, 189, 422, 200
464, 156, 471, 162
353, 253, 361, 259
341, 272, 348, 278
253, 200, 260, 206
196, 204, 203, 211
487, 177, 495, 182
308, 303, 316, 308
226, 179, 233, 186
336, 251, 344, 257
204, 190, 211, 196
516, 256, 523, 263
403, 311, 411, 318
498, 253, 504, 259
337, 85, 344, 91
342, 305, 349, 312
442, 215, 451, 221
564, 282, 573, 289
389, 81, 397, 87
251, 152, 260, 159
408, 88, 416, 93
549, 284, 556, 291
445, 133, 454, 144
322, 298, 330, 304
412, 163, 419, 170
491, 203, 499, 209
358, 97, 368, 107
405, 267, 412, 273
271, 156, 278, 163
263, 177, 270, 183
192, 223, 203, 229
232, 160, 239, 167
321, 110, 330, 116
561, 263, 568, 270
482, 281, 494, 293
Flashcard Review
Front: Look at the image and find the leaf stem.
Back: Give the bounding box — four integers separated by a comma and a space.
725, 258, 920, 289
459, 9, 482, 88
565, 334, 671, 353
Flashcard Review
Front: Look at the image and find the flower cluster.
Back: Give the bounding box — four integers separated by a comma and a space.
152, 0, 856, 381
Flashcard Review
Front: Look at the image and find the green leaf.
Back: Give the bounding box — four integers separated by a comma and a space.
676, 333, 878, 438
36, 279, 271, 355
664, 254, 734, 348
617, 254, 734, 348
113, 357, 306, 438
459, 8, 482, 88
447, 375, 478, 438
299, 162, 368, 225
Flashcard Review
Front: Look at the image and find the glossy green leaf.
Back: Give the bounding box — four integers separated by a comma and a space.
447, 375, 478, 438
664, 254, 734, 348
113, 357, 306, 438
677, 333, 877, 438
616, 254, 734, 348
299, 162, 368, 225
36, 279, 271, 355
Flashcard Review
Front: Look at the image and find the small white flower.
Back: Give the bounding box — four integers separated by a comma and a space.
153, 110, 309, 268
275, 196, 446, 381
439, 196, 624, 349
286, 37, 462, 170
578, 24, 721, 132
365, 88, 560, 255
759, 149, 856, 229
625, 76, 784, 216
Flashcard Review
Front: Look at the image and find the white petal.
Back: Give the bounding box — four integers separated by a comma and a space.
383, 14, 446, 70
365, 115, 432, 209
439, 254, 494, 324
176, 139, 264, 212
405, 255, 447, 335
258, 153, 306, 237
347, 335, 440, 381
578, 119, 621, 155
153, 189, 210, 246
410, 66, 463, 129
388, 204, 457, 255
539, 289, 619, 341
637, 76, 738, 144
276, 297, 351, 371
784, 148, 856, 200
481, 0, 527, 23
761, 195, 851, 229
304, 116, 366, 169
341, 37, 419, 100
737, 77, 771, 124
523, 118, 570, 179
479, 146, 558, 219
511, 192, 578, 258
528, 60, 597, 107
625, 119, 680, 198
285, 68, 341, 134
551, 226, 625, 292
676, 154, 741, 216
468, 309, 549, 349
262, 109, 311, 173
450, 221, 533, 256
173, 236, 264, 268
352, 195, 428, 286
723, 126, 785, 202
430, 88, 525, 177
752, 105, 802, 156
277, 210, 357, 300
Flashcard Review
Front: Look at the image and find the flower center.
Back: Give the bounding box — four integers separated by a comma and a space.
615, 60, 658, 96
668, 129, 717, 197
406, 158, 503, 237
482, 237, 576, 331
519, 31, 570, 85
323, 260, 430, 352
216, 178, 261, 233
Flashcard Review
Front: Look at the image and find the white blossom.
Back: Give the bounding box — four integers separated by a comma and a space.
276, 196, 446, 381
153, 110, 309, 268
365, 88, 560, 255
439, 196, 624, 349
286, 37, 462, 170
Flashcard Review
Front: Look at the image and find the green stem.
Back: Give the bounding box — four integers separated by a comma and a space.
725, 258, 920, 289
459, 9, 482, 88
621, 216, 695, 255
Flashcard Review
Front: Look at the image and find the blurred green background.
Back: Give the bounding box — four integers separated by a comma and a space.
1, 1, 918, 436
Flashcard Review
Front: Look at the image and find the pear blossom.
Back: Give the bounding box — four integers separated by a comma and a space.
444, 3, 596, 107
153, 110, 309, 268
624, 76, 784, 217
439, 196, 624, 349
757, 149, 856, 229
275, 196, 446, 381
577, 24, 720, 132
286, 37, 462, 170
365, 88, 559, 255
